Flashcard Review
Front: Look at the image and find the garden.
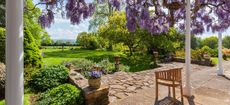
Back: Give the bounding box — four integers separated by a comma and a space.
1, 0, 230, 105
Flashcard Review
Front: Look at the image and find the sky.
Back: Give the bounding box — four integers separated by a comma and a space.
45, 14, 91, 40
34, 0, 230, 40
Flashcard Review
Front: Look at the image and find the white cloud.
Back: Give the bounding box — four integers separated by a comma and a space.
46, 16, 90, 40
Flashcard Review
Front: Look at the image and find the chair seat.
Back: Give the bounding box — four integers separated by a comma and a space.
157, 79, 181, 87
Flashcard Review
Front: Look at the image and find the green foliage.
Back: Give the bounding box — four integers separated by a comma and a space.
29, 65, 69, 92
65, 58, 95, 71
191, 35, 202, 49
24, 28, 42, 67
0, 28, 5, 63
192, 49, 204, 60
223, 36, 230, 49
24, 67, 37, 85
41, 32, 52, 45
87, 53, 157, 72
175, 50, 185, 58
24, 0, 47, 45
88, 1, 114, 31
201, 36, 218, 49
36, 84, 83, 105
98, 59, 115, 73
98, 12, 140, 55
77, 32, 100, 50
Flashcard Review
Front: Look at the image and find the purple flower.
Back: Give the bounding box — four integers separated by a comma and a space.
89, 71, 102, 79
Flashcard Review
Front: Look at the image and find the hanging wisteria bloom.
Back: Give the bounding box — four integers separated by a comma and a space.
37, 0, 230, 35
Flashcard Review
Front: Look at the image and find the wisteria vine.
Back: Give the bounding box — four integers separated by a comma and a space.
37, 0, 230, 35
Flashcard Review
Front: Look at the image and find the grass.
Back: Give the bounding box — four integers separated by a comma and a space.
42, 48, 122, 66
42, 47, 157, 72
0, 94, 31, 105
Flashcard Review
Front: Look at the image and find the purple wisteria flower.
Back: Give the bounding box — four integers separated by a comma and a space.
88, 71, 102, 79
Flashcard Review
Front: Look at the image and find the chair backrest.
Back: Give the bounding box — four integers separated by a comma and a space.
155, 68, 182, 82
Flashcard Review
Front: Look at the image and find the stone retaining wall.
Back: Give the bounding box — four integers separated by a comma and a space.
68, 69, 109, 105
169, 57, 214, 67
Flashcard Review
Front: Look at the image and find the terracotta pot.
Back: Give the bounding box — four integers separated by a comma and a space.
88, 78, 101, 89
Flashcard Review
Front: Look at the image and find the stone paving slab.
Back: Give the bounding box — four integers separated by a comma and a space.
107, 61, 230, 105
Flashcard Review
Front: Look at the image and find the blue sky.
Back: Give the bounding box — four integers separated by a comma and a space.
45, 14, 91, 40
34, 0, 230, 40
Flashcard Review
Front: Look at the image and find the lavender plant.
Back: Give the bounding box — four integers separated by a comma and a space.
88, 70, 103, 79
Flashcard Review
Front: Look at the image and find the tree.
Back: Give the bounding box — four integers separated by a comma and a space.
98, 12, 140, 55
138, 28, 184, 55
0, 27, 5, 63
77, 32, 99, 50
223, 36, 230, 49
24, 28, 42, 67
201, 36, 218, 49
41, 32, 52, 45
191, 35, 202, 49
24, 0, 48, 45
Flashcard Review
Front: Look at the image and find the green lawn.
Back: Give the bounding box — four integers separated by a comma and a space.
42, 48, 123, 66
0, 94, 31, 105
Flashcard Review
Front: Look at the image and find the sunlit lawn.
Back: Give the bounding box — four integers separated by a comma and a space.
42, 47, 123, 66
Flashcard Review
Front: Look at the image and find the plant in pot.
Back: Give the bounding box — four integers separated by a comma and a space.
87, 70, 102, 89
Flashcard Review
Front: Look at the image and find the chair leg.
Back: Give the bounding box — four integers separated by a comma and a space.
155, 83, 158, 101
173, 86, 176, 102
180, 84, 184, 105
168, 86, 171, 97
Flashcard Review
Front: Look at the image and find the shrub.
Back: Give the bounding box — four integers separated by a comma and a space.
24, 28, 42, 67
175, 50, 185, 58
223, 48, 230, 60
0, 63, 5, 99
24, 67, 37, 85
192, 49, 204, 60
36, 84, 83, 105
0, 28, 5, 63
65, 58, 95, 71
98, 59, 115, 73
119, 64, 130, 72
29, 65, 69, 91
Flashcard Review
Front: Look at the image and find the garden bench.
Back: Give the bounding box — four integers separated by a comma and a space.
155, 68, 183, 104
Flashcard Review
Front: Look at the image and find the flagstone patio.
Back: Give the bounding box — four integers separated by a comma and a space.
101, 62, 230, 105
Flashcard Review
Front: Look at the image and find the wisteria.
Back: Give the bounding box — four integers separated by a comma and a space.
37, 0, 230, 35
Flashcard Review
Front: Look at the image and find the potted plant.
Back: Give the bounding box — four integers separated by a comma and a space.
88, 70, 102, 89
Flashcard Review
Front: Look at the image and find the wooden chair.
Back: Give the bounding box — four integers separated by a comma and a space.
155, 68, 183, 104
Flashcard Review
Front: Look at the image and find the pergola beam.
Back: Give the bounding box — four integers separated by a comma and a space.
5, 0, 24, 104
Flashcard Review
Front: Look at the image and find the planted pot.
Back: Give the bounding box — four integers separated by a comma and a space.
88, 78, 101, 89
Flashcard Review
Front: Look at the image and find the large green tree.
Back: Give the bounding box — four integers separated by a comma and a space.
98, 12, 141, 55
201, 36, 218, 49
223, 36, 230, 49
24, 0, 49, 45
77, 32, 99, 50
